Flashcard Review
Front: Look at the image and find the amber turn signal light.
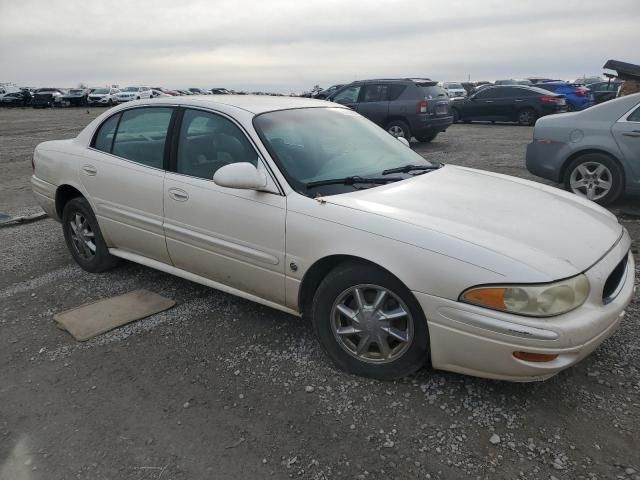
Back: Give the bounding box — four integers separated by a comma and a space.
462, 288, 507, 310
513, 351, 558, 363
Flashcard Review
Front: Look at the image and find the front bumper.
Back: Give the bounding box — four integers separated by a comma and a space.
415, 233, 635, 381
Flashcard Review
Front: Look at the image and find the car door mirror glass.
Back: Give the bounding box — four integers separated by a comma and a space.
213, 162, 268, 190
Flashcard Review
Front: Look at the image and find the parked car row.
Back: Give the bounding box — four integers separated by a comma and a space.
0, 85, 240, 108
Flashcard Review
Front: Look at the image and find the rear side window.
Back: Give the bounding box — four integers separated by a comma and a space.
628, 106, 640, 122
111, 107, 174, 169
92, 114, 120, 153
475, 88, 501, 99
537, 84, 557, 92
388, 84, 406, 101
361, 84, 389, 102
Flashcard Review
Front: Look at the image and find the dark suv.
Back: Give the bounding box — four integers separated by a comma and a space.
327, 78, 452, 143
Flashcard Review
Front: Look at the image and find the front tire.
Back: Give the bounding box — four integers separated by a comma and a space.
62, 197, 120, 273
386, 120, 411, 141
311, 262, 430, 380
564, 153, 624, 205
451, 108, 460, 123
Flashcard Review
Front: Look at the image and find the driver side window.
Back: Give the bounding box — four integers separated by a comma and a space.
333, 85, 361, 104
176, 109, 258, 180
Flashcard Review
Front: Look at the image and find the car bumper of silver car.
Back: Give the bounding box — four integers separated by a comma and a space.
414, 232, 635, 382
525, 139, 571, 183
31, 174, 59, 221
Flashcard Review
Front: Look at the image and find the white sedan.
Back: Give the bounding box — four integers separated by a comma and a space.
31, 96, 635, 381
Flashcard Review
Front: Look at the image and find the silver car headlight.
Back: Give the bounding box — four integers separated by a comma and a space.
460, 274, 590, 317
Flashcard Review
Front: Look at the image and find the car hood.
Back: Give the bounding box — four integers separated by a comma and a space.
322, 165, 622, 280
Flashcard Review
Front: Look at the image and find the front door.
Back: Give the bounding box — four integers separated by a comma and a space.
332, 84, 362, 110
163, 108, 287, 304
81, 106, 175, 263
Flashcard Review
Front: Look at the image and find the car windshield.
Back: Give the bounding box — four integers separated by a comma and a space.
254, 107, 435, 196
69, 89, 83, 94
123, 87, 138, 92
445, 83, 463, 89
94, 89, 109, 94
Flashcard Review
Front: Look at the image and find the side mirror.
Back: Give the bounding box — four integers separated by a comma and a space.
213, 162, 268, 190
396, 137, 410, 148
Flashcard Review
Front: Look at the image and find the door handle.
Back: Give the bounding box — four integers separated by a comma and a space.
484, 100, 494, 103
514, 99, 523, 102
81, 164, 97, 176
622, 131, 640, 138
168, 188, 189, 202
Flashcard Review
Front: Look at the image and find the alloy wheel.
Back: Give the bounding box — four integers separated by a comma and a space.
388, 126, 405, 138
69, 213, 96, 260
330, 284, 414, 364
569, 161, 613, 201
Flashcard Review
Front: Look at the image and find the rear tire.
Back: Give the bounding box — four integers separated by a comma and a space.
517, 108, 537, 126
563, 153, 624, 205
311, 262, 430, 380
62, 197, 121, 273
386, 120, 411, 141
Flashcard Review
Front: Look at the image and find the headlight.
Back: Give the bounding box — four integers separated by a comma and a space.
460, 274, 590, 317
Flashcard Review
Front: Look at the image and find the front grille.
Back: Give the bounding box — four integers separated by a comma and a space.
602, 254, 628, 303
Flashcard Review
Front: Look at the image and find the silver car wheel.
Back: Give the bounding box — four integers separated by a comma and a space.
569, 161, 613, 201
388, 125, 405, 138
330, 284, 414, 364
69, 213, 96, 260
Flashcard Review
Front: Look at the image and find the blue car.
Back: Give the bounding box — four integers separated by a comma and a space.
535, 82, 595, 111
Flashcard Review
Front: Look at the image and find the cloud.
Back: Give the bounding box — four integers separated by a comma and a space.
0, 0, 637, 91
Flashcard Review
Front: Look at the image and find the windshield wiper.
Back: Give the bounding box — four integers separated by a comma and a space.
381, 163, 442, 175
306, 176, 403, 189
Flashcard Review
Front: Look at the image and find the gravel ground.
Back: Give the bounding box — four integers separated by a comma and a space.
0, 107, 639, 480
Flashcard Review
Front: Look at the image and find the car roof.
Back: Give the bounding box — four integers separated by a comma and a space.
119, 94, 339, 114
481, 85, 552, 95
353, 78, 433, 84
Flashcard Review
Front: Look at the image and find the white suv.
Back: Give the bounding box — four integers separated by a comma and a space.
87, 88, 121, 107
114, 86, 152, 103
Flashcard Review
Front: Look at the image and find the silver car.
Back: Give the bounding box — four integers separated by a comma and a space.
526, 93, 640, 205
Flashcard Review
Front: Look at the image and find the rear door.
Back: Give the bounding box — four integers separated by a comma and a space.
498, 87, 526, 120
81, 106, 175, 263
356, 83, 390, 127
612, 104, 640, 187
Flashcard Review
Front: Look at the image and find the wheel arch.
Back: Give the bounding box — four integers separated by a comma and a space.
297, 254, 412, 319
55, 184, 85, 218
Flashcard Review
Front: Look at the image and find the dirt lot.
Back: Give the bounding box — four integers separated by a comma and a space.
1, 107, 639, 480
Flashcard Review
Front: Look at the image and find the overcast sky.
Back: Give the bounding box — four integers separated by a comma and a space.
0, 0, 637, 92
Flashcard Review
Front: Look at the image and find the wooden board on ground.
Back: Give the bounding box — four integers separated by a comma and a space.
54, 289, 175, 341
